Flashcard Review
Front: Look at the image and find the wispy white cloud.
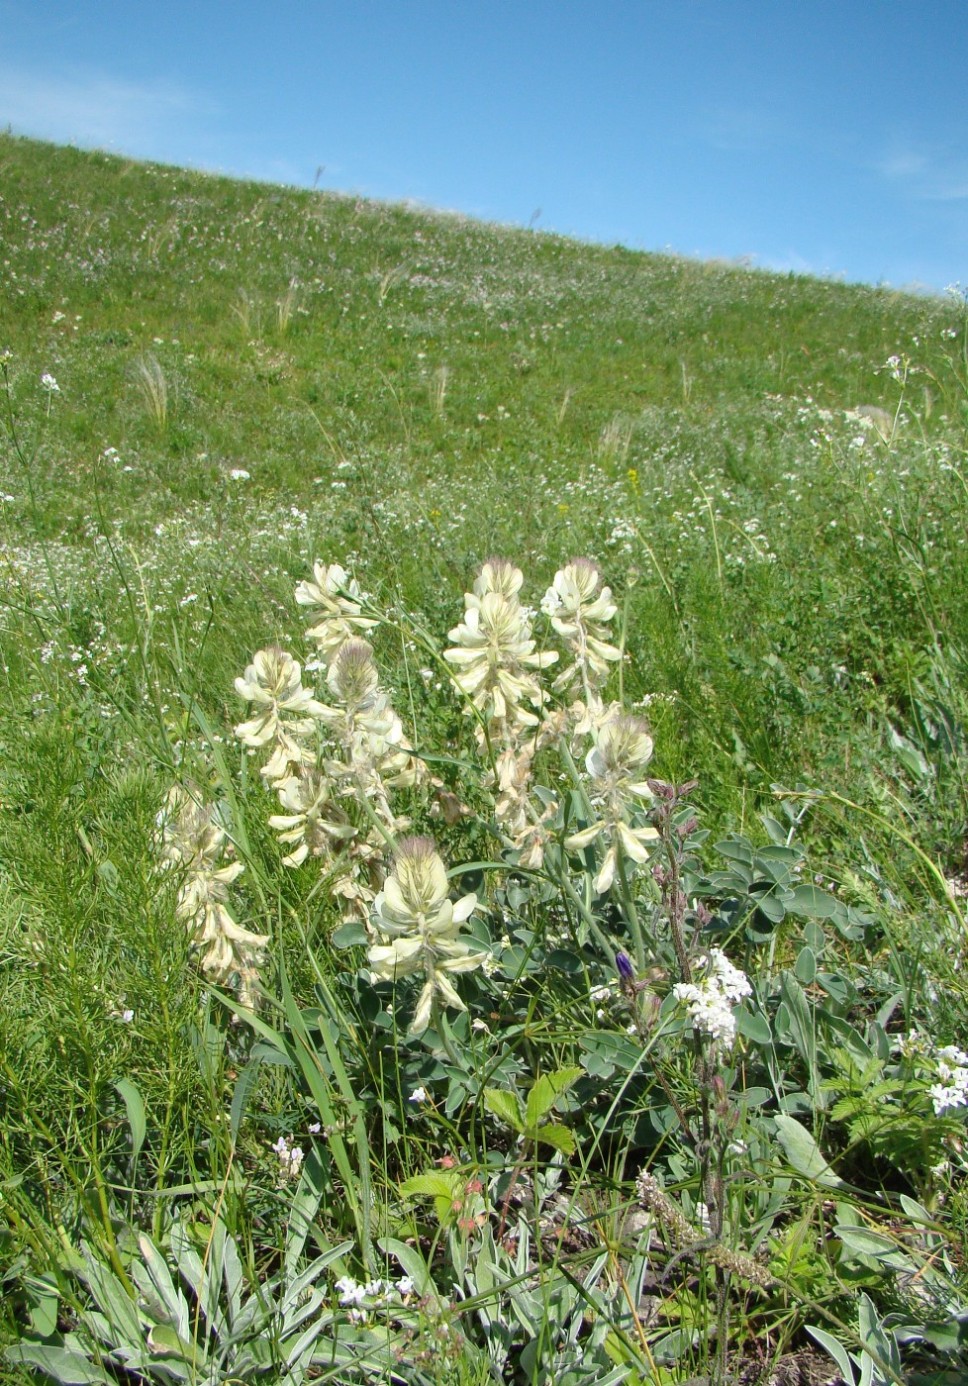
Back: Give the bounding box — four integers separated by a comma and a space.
877, 140, 968, 201
698, 104, 783, 155
0, 65, 213, 157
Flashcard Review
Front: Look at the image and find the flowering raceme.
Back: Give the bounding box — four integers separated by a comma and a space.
444, 559, 557, 745
158, 786, 267, 1007
566, 712, 658, 892
368, 836, 486, 1035
235, 646, 326, 784
295, 561, 378, 664
267, 767, 355, 867
319, 639, 421, 794
542, 558, 621, 698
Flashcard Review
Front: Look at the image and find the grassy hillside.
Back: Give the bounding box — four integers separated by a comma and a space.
2, 133, 968, 1383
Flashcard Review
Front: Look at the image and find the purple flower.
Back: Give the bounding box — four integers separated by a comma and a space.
615, 951, 635, 982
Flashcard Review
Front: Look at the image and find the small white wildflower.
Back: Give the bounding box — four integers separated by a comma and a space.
673, 949, 751, 1048
335, 1275, 367, 1306
40, 372, 60, 393
121, 1008, 134, 1023
409, 1087, 428, 1104
272, 1134, 305, 1181
229, 468, 250, 481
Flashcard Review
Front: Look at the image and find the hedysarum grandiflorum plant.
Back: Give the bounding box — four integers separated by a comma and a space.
179, 554, 743, 1039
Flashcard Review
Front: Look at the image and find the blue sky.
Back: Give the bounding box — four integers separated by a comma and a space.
1, 1, 965, 293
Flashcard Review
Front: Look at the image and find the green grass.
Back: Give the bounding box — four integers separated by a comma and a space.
2, 131, 968, 1384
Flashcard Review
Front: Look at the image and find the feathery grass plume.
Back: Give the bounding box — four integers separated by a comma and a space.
598, 412, 633, 463
294, 561, 379, 665
133, 352, 168, 430
232, 286, 258, 337
565, 711, 658, 892
368, 836, 486, 1035
377, 261, 408, 304
429, 363, 449, 415
276, 276, 299, 334
234, 645, 326, 785
158, 786, 266, 1007
444, 558, 557, 748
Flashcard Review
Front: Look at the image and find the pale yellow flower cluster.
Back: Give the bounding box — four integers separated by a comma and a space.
565, 713, 658, 892
368, 836, 486, 1036
235, 563, 424, 923
541, 558, 621, 699
317, 638, 422, 807
295, 561, 378, 662
444, 559, 557, 747
158, 787, 267, 1007
442, 557, 656, 893
234, 646, 325, 784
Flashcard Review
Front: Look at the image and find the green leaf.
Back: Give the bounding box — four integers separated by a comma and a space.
400, 1170, 463, 1226
786, 884, 840, 919
134, 1234, 190, 1339
331, 921, 368, 948
146, 1323, 195, 1359
898, 1194, 936, 1227
795, 945, 817, 984
736, 1006, 772, 1045
484, 1087, 524, 1132
806, 1326, 856, 1385
113, 1078, 146, 1165
533, 1122, 576, 1156
24, 1273, 60, 1338
524, 1066, 582, 1130
837, 1225, 913, 1269
755, 889, 787, 924
774, 1115, 843, 1188
715, 837, 754, 865
379, 1237, 437, 1302
777, 971, 820, 1097
4, 1344, 115, 1384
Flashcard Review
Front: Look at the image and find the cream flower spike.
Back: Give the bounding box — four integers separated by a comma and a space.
159, 787, 267, 1005
295, 561, 378, 663
467, 557, 525, 610
235, 646, 326, 783
565, 712, 658, 892
368, 836, 486, 1036
543, 558, 621, 693
445, 575, 557, 739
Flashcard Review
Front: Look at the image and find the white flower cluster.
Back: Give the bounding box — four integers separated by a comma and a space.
899, 1031, 968, 1116
930, 1045, 968, 1116
334, 1274, 415, 1322
672, 949, 752, 1048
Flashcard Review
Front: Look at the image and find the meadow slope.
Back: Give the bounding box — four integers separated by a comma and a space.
2, 134, 968, 1384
